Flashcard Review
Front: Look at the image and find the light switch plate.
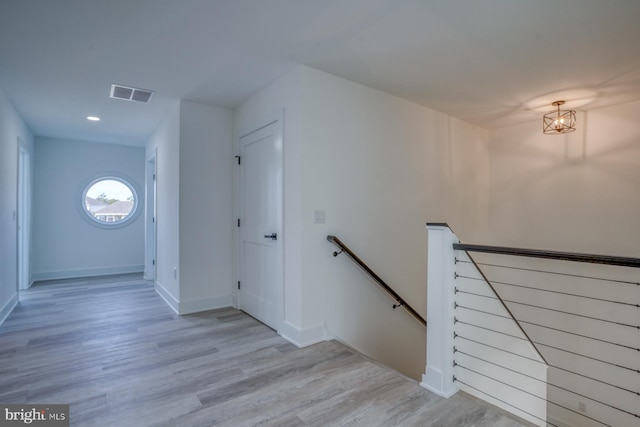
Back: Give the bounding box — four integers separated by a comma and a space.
314, 209, 326, 224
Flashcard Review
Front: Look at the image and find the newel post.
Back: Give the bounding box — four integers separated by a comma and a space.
421, 223, 459, 398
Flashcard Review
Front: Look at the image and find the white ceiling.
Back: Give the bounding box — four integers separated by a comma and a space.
1, 0, 640, 146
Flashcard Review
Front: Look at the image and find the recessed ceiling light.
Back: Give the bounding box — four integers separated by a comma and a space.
86, 116, 101, 121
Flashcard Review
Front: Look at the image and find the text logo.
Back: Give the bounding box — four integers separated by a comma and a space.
1, 405, 69, 426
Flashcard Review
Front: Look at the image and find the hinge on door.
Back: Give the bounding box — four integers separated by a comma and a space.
153, 217, 155, 223
153, 174, 156, 180
237, 218, 240, 227
237, 281, 241, 290
152, 259, 155, 266
235, 155, 241, 165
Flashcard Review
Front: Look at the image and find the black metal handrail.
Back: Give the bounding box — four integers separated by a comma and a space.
453, 243, 640, 268
327, 235, 426, 327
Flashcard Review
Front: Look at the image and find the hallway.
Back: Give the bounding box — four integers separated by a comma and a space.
0, 274, 531, 426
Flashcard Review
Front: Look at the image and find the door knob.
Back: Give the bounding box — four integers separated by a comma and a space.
264, 233, 277, 240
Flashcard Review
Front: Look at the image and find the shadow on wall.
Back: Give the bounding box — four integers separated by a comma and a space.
487, 102, 640, 257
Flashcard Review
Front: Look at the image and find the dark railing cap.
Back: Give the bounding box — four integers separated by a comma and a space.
454, 243, 640, 269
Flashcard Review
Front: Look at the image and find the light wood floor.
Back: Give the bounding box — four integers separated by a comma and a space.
0, 274, 531, 426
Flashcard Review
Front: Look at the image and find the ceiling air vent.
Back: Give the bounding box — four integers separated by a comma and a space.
110, 84, 154, 103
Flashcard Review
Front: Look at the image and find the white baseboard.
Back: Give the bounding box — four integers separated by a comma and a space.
421, 367, 459, 398
231, 293, 238, 309
154, 282, 233, 316
0, 293, 19, 327
420, 380, 459, 399
279, 321, 331, 347
548, 415, 574, 427
32, 265, 144, 282
178, 295, 233, 315
154, 281, 179, 314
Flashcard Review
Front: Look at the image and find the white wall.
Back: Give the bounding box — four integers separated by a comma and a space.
0, 87, 33, 324
236, 66, 489, 379
148, 101, 234, 315
487, 101, 640, 256
300, 67, 489, 380
147, 104, 181, 309
31, 137, 145, 280
178, 100, 233, 313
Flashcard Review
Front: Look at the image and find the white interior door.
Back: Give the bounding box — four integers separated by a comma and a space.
239, 121, 283, 330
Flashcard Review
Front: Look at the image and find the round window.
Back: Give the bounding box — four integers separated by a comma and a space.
82, 177, 139, 226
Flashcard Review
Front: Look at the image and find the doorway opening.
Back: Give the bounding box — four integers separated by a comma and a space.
145, 150, 157, 281
17, 138, 31, 290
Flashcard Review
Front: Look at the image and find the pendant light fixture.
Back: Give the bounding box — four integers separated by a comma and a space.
543, 101, 576, 134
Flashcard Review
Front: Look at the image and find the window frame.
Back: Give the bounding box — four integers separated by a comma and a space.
79, 174, 142, 229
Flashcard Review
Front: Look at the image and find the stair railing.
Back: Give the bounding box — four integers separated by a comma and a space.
454, 241, 640, 427
426, 223, 640, 427
327, 235, 426, 327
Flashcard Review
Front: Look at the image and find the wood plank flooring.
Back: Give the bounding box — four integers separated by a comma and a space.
0, 274, 532, 426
